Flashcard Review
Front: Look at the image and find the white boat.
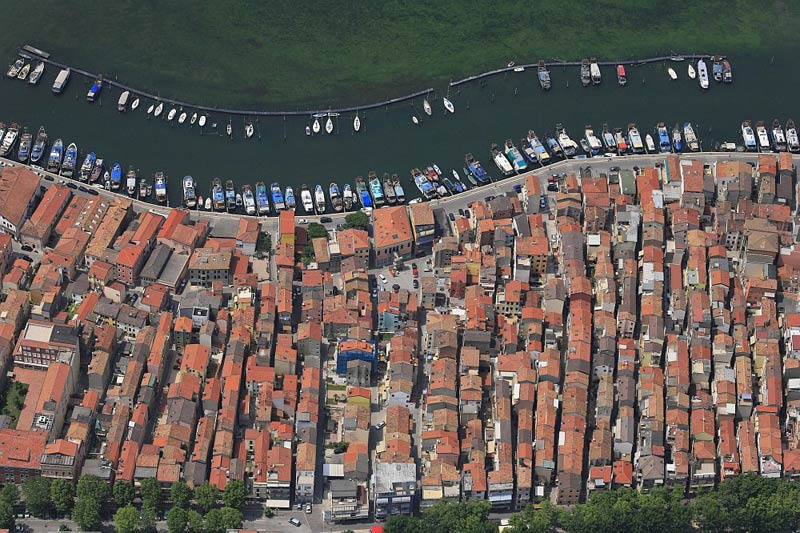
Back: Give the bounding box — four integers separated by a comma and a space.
688, 63, 696, 79
353, 115, 361, 132
204, 197, 212, 210
226, 122, 232, 136
443, 97, 455, 113
325, 117, 334, 134
16, 63, 30, 81
589, 59, 601, 84
167, 108, 177, 121
245, 123, 254, 138
198, 115, 207, 127
305, 125, 311, 135
756, 121, 770, 151
423, 99, 432, 116
190, 112, 197, 125
697, 59, 709, 89
312, 118, 321, 134
412, 116, 419, 125
131, 98, 140, 111
645, 134, 656, 153
667, 68, 677, 80
154, 102, 164, 117
178, 112, 187, 124
6, 59, 23, 78
787, 119, 800, 153
117, 91, 130, 112
28, 62, 44, 85
146, 103, 154, 115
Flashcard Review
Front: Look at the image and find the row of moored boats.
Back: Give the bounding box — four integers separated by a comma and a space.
740, 119, 800, 153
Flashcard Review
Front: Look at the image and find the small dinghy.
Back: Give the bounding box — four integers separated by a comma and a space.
198, 115, 207, 127
667, 68, 677, 80
312, 118, 321, 134
443, 97, 455, 113
325, 117, 334, 134
131, 98, 140, 111
353, 115, 361, 132
178, 111, 187, 124
190, 112, 197, 125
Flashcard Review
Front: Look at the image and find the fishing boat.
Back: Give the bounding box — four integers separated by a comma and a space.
139, 177, 149, 198
583, 126, 603, 155
285, 186, 296, 210
342, 184, 354, 210
617, 64, 627, 86
110, 162, 122, 190
312, 118, 321, 134
538, 61, 551, 90
30, 127, 47, 164
426, 167, 448, 197
412, 168, 436, 199
687, 63, 696, 79
787, 119, 800, 153
656, 122, 671, 152
178, 112, 187, 125
0, 123, 19, 157
270, 182, 285, 211
504, 139, 528, 171
368, 172, 385, 207
711, 56, 723, 83
167, 108, 177, 121
382, 174, 396, 204
614, 128, 628, 153
236, 192, 243, 209
681, 123, 699, 152
190, 112, 197, 125
355, 177, 373, 208
722, 60, 732, 83
204, 197, 212, 210
51, 68, 70, 94
601, 124, 616, 152
118, 91, 130, 112
86, 76, 103, 102
245, 123, 254, 138
154, 102, 164, 117
755, 121, 770, 152
555, 124, 579, 158
412, 116, 419, 125
300, 184, 315, 213
325, 117, 334, 134
464, 153, 490, 185
242, 185, 256, 215
452, 169, 468, 190
442, 174, 459, 194
545, 133, 565, 159
330, 182, 344, 211
255, 182, 270, 214
126, 168, 138, 196
131, 98, 140, 111
6, 59, 23, 78
28, 62, 44, 85
580, 59, 591, 86
672, 125, 683, 152
183, 175, 197, 208
423, 99, 432, 116
667, 67, 677, 80
225, 180, 237, 211
491, 143, 514, 175
199, 115, 207, 127
60, 142, 78, 178
645, 134, 656, 153
393, 175, 405, 203
590, 58, 601, 85
443, 97, 455, 113
16, 131, 32, 162
47, 138, 63, 173
697, 59, 709, 89
353, 115, 361, 132
154, 172, 167, 203
771, 119, 787, 152
89, 158, 104, 183
16, 63, 30, 81
627, 124, 645, 154
526, 130, 551, 165
212, 178, 226, 211
79, 152, 96, 181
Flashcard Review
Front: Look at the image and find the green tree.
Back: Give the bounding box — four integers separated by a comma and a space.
138, 506, 156, 532
50, 479, 75, 516
166, 507, 188, 533
194, 482, 219, 513
0, 484, 19, 507
385, 514, 422, 533
72, 496, 102, 532
187, 509, 204, 532
420, 500, 496, 533
0, 500, 14, 531
263, 506, 274, 518
139, 477, 161, 511
204, 508, 225, 533
170, 481, 192, 509
222, 479, 247, 510
508, 501, 560, 533
307, 222, 329, 240
22, 476, 51, 518
218, 506, 242, 530
344, 211, 370, 230
76, 475, 110, 504
114, 504, 138, 533
113, 480, 135, 508
301, 244, 316, 264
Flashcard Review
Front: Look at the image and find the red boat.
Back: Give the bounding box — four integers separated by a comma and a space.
616, 65, 627, 86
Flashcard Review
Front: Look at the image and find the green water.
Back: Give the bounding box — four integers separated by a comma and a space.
0, 51, 796, 206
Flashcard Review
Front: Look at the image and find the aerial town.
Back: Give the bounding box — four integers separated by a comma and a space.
0, 152, 798, 530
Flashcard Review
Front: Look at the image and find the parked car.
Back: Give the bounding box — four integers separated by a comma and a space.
305, 504, 312, 514
289, 518, 301, 527
66, 182, 77, 190
374, 421, 386, 430
320, 216, 332, 223
448, 213, 456, 222
379, 274, 387, 284
87, 188, 99, 195
413, 279, 419, 289
43, 175, 54, 182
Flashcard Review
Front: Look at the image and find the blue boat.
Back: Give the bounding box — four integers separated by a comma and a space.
86, 76, 102, 102
110, 162, 122, 190
368, 171, 385, 207
30, 126, 47, 164
504, 139, 528, 171
464, 153, 490, 185
411, 168, 436, 199
672, 125, 684, 153
256, 182, 270, 215
60, 143, 78, 178
285, 186, 296, 210
212, 178, 226, 211
656, 122, 671, 152
270, 182, 285, 211
355, 176, 372, 208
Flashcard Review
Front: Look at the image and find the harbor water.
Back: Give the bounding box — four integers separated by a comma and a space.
0, 51, 796, 207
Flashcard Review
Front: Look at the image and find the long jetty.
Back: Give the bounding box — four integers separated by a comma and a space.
449, 54, 715, 87
18, 45, 434, 117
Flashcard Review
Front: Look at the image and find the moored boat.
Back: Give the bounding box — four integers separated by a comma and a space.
491, 143, 514, 175
538, 61, 551, 90
154, 172, 168, 203
443, 97, 455, 113
270, 182, 285, 211
590, 58, 601, 85
771, 119, 787, 152
627, 123, 644, 154
672, 125, 683, 152
382, 174, 396, 204
299, 184, 314, 212
342, 184, 354, 210
0, 123, 20, 158
118, 91, 130, 112
131, 98, 140, 111
17, 131, 32, 162
198, 115, 207, 127
245, 122, 254, 138
353, 115, 361, 133
139, 177, 149, 198
504, 139, 528, 171
526, 130, 551, 165
555, 124, 578, 158
285, 186, 296, 210
80, 152, 97, 181
225, 180, 236, 211
464, 153, 490, 185
16, 63, 30, 81
787, 119, 800, 153
393, 175, 405, 203
411, 168, 436, 199
617, 64, 626, 86
368, 172, 385, 207
242, 185, 256, 215
755, 121, 770, 152
60, 142, 78, 177
697, 59, 709, 89
255, 182, 270, 215
423, 99, 432, 116
212, 178, 226, 211
6, 59, 23, 78
30, 126, 47, 164
614, 128, 628, 153
711, 56, 723, 83
580, 59, 591, 86
90, 158, 104, 183
154, 102, 164, 117
330, 182, 343, 212
190, 112, 197, 125
645, 134, 656, 153
601, 124, 616, 153
178, 112, 188, 125
183, 175, 197, 208
167, 108, 177, 121
355, 177, 372, 208
127, 167, 138, 196
545, 133, 565, 159
28, 62, 44, 85
656, 122, 671, 152
682, 122, 700, 152
205, 197, 212, 210
667, 67, 677, 80
687, 63, 696, 79
110, 162, 122, 190
583, 126, 602, 155
325, 117, 334, 134
51, 68, 70, 94
722, 60, 732, 83
86, 76, 102, 102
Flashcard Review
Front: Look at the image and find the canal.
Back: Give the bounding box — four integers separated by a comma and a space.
0, 50, 796, 207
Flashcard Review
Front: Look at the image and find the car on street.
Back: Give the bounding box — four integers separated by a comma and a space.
379, 274, 387, 284
88, 188, 99, 195
289, 517, 301, 527
448, 213, 455, 222
540, 197, 547, 209
21, 244, 33, 252
66, 182, 77, 190
78, 185, 89, 193
298, 218, 308, 224
44, 175, 54, 182
374, 421, 386, 430
513, 184, 522, 193
413, 279, 419, 289
305, 504, 312, 514
464, 209, 470, 218
484, 195, 495, 202
130, 293, 139, 302
320, 216, 332, 223
547, 183, 558, 192
458, 208, 464, 217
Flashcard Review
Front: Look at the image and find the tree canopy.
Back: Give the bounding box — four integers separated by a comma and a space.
222, 479, 248, 510
170, 481, 192, 509
307, 222, 329, 240
50, 478, 75, 516
194, 482, 219, 513
344, 211, 370, 230
114, 480, 135, 507
22, 476, 51, 518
